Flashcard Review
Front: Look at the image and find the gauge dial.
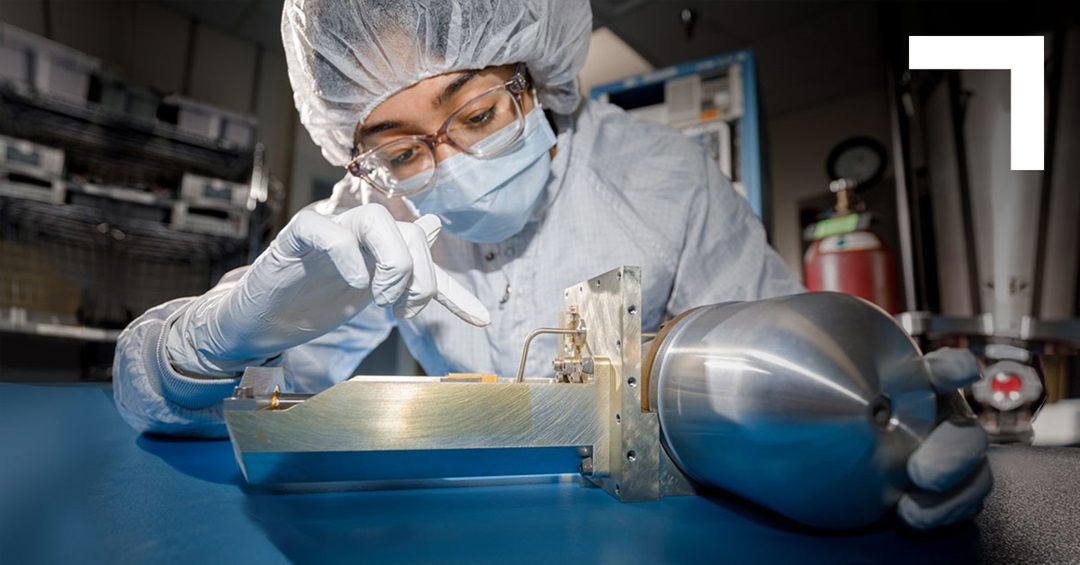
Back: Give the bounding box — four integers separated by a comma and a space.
826, 137, 888, 189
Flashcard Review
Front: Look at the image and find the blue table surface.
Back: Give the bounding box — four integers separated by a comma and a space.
1, 383, 1078, 565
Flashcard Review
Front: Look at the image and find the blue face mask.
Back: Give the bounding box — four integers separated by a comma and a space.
406, 106, 557, 244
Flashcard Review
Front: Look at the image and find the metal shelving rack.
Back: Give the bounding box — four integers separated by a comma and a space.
0, 24, 264, 379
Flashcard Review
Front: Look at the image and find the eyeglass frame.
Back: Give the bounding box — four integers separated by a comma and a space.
346, 63, 531, 196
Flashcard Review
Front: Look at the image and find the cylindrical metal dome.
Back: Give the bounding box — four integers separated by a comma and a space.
649, 292, 937, 529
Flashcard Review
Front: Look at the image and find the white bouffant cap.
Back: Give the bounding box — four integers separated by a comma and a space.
281, 0, 592, 165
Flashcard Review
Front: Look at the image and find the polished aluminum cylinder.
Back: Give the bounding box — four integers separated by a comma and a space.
651, 292, 937, 529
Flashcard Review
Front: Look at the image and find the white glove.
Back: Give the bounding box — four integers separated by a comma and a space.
172, 204, 490, 376
898, 348, 993, 529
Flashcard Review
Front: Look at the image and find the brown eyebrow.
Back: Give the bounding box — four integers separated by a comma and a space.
436, 70, 480, 108
357, 120, 403, 140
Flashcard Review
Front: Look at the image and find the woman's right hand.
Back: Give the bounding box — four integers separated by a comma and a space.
173, 204, 489, 375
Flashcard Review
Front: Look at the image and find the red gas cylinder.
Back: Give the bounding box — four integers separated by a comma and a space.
804, 230, 900, 314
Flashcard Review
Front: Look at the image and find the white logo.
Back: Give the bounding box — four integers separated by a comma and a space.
909, 36, 1045, 171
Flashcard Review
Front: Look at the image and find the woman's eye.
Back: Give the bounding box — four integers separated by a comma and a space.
464, 107, 497, 127
388, 147, 417, 167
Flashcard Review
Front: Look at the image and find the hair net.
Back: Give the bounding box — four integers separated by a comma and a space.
282, 0, 593, 166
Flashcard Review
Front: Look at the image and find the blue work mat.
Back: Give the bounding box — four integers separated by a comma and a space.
0, 382, 1076, 564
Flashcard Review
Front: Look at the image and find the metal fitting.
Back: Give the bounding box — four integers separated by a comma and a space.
579, 457, 594, 477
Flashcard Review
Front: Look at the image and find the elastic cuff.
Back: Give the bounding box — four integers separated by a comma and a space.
152, 309, 241, 410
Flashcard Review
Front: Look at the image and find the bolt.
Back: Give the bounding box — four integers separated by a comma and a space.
579, 457, 594, 476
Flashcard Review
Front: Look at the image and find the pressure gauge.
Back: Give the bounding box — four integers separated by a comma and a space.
826, 136, 888, 189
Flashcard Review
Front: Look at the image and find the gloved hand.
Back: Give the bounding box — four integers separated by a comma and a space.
898, 347, 993, 529
173, 204, 490, 376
